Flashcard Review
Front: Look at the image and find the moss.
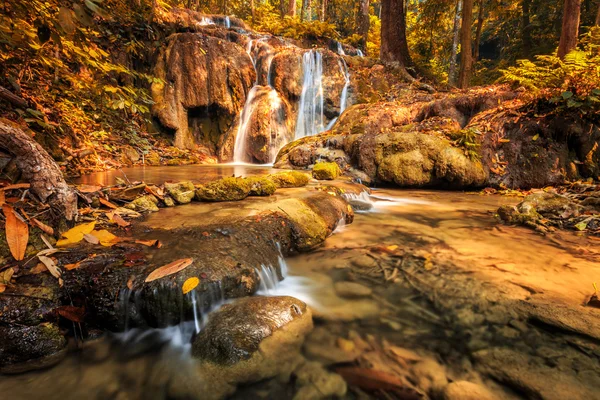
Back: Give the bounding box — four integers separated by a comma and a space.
195, 177, 251, 202
275, 198, 328, 251
312, 162, 341, 180
164, 181, 196, 204
246, 177, 277, 196
125, 195, 159, 212
269, 171, 310, 188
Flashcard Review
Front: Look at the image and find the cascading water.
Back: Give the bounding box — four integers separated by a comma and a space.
336, 41, 346, 56
225, 16, 231, 28
357, 49, 364, 57
295, 50, 325, 139
324, 56, 351, 131
198, 16, 215, 26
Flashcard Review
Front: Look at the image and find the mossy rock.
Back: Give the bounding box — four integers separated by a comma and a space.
312, 162, 341, 180
195, 177, 251, 202
269, 171, 310, 188
164, 181, 196, 204
246, 176, 277, 196
125, 195, 159, 212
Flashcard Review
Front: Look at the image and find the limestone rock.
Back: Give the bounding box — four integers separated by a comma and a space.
312, 162, 341, 180
125, 195, 159, 212
269, 171, 310, 188
246, 176, 277, 196
333, 281, 372, 298
164, 181, 196, 204
195, 177, 251, 201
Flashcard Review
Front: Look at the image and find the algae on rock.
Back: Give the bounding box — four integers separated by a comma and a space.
312, 162, 341, 180
195, 177, 251, 202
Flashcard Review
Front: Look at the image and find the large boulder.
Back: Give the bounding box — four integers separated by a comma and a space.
152, 33, 256, 153
191, 296, 314, 399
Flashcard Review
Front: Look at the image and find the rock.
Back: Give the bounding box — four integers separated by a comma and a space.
152, 32, 256, 152
122, 146, 140, 164
269, 171, 311, 188
473, 348, 598, 400
304, 327, 361, 365
125, 195, 159, 212
163, 195, 175, 207
0, 323, 67, 373
191, 296, 313, 399
411, 359, 448, 397
109, 183, 147, 202
352, 254, 377, 269
312, 162, 341, 180
293, 361, 347, 400
246, 176, 277, 196
164, 181, 196, 204
442, 381, 497, 400
333, 281, 373, 298
195, 177, 251, 202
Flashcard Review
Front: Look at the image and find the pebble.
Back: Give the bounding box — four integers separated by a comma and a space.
352, 255, 377, 269
333, 281, 373, 298
442, 381, 498, 400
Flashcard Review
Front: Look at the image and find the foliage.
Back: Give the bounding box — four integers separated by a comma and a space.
251, 3, 339, 40
499, 27, 600, 114
450, 128, 481, 161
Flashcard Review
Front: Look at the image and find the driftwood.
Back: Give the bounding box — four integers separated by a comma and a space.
0, 86, 28, 109
0, 120, 77, 223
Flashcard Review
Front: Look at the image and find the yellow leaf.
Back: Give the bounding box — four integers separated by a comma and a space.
386, 245, 398, 252
90, 229, 118, 246
56, 221, 96, 247
3, 205, 28, 261
145, 258, 194, 283
182, 277, 200, 294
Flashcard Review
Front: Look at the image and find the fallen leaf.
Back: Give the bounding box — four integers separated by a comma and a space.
0, 191, 5, 206
30, 263, 48, 274
83, 233, 100, 244
64, 261, 81, 271
134, 239, 161, 247
90, 229, 118, 246
99, 197, 118, 209
145, 258, 194, 282
56, 221, 96, 247
56, 305, 85, 322
3, 204, 29, 260
0, 284, 5, 293
31, 218, 54, 235
182, 277, 200, 294
78, 184, 103, 193
386, 345, 422, 362
1, 267, 14, 284
110, 213, 130, 227
0, 183, 31, 191
38, 255, 61, 279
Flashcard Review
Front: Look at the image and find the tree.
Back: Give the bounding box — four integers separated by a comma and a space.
449, 0, 462, 85
301, 0, 312, 21
357, 0, 370, 53
596, 0, 600, 25
522, 0, 533, 57
457, 0, 474, 89
288, 0, 297, 17
473, 0, 485, 61
380, 0, 412, 66
557, 0, 581, 59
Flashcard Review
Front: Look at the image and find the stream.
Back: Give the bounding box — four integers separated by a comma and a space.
2, 165, 599, 399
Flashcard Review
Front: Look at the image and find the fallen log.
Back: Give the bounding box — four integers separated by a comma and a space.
0, 120, 77, 225
0, 86, 28, 109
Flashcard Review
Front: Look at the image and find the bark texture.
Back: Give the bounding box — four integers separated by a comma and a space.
0, 120, 77, 223
458, 0, 474, 89
380, 0, 412, 66
522, 0, 533, 57
557, 0, 581, 59
449, 0, 462, 86
357, 0, 370, 53
473, 0, 485, 61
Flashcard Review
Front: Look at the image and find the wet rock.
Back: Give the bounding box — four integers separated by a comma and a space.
333, 281, 373, 298
304, 327, 361, 365
442, 381, 497, 400
163, 195, 176, 207
152, 32, 256, 152
195, 177, 251, 201
269, 170, 310, 188
191, 296, 313, 399
473, 348, 598, 400
0, 323, 67, 373
293, 361, 347, 400
411, 359, 448, 397
312, 162, 341, 180
125, 195, 159, 212
246, 176, 277, 196
352, 254, 378, 269
164, 181, 196, 204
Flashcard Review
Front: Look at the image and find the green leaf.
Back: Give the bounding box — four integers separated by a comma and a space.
561, 91, 573, 100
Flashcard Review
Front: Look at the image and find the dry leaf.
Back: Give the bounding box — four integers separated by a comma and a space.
0, 191, 5, 207
1, 267, 14, 284
30, 263, 48, 274
31, 218, 54, 235
111, 213, 130, 227
90, 229, 118, 246
182, 277, 200, 294
0, 183, 31, 191
0, 283, 5, 293
83, 233, 100, 244
56, 305, 85, 322
99, 197, 118, 209
3, 204, 29, 261
64, 261, 81, 271
145, 258, 194, 282
38, 255, 62, 279
56, 221, 96, 247
134, 239, 161, 247
78, 184, 103, 193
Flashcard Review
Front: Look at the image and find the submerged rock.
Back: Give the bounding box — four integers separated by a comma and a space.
164, 181, 196, 204
191, 296, 313, 399
269, 171, 310, 188
125, 195, 159, 212
293, 361, 347, 400
312, 161, 341, 180
195, 177, 251, 201
333, 281, 372, 298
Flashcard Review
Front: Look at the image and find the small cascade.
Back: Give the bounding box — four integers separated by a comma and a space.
357, 49, 364, 57
198, 16, 215, 26
295, 50, 324, 139
336, 41, 346, 56
333, 216, 346, 233
225, 16, 231, 28
338, 58, 350, 115
233, 86, 261, 163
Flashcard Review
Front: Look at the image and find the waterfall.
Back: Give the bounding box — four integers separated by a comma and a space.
198, 16, 214, 26
339, 57, 350, 115
336, 41, 346, 56
225, 16, 231, 28
295, 50, 324, 139
233, 86, 261, 163
357, 49, 364, 57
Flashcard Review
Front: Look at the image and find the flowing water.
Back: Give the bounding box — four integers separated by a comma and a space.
295, 50, 325, 139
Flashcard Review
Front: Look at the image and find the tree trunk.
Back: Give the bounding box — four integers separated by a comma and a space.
457, 0, 474, 89
357, 0, 370, 53
595, 0, 600, 25
380, 0, 412, 67
251, 0, 255, 23
288, 0, 297, 16
449, 0, 462, 86
321, 0, 327, 21
557, 0, 581, 59
522, 0, 533, 57
0, 121, 77, 225
473, 0, 485, 61
301, 0, 311, 21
